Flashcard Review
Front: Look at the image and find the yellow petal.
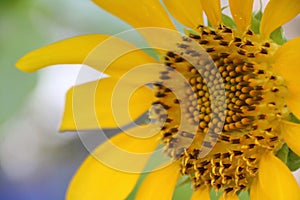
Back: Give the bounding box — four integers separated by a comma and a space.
250, 177, 269, 200
281, 120, 300, 157
273, 37, 300, 118
92, 0, 175, 29
191, 186, 210, 200
163, 0, 203, 29
16, 34, 158, 80
93, 126, 161, 172
229, 0, 253, 32
135, 162, 180, 200
260, 0, 300, 39
60, 78, 154, 131
66, 126, 160, 200
16, 34, 110, 72
200, 0, 221, 27
258, 151, 300, 200
285, 84, 300, 119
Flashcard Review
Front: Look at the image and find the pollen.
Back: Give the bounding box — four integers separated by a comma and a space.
151, 25, 290, 193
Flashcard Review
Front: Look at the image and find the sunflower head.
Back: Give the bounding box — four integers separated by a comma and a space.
152, 22, 291, 193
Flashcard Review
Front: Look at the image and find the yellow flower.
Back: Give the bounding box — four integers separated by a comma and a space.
16, 0, 300, 199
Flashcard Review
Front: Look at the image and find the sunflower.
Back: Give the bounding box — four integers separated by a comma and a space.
16, 0, 300, 199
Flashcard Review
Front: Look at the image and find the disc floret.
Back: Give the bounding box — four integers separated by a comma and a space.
152, 25, 289, 193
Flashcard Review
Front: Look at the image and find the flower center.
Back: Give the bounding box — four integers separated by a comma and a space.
151, 25, 290, 193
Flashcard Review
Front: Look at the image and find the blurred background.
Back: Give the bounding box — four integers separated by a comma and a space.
0, 0, 131, 199
0, 0, 299, 199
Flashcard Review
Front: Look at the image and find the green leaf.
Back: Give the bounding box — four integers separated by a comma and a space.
238, 191, 250, 200
251, 7, 287, 45
173, 176, 193, 200
253, 10, 263, 21
176, 176, 191, 187
276, 144, 289, 164
270, 27, 287, 45
251, 16, 260, 34
289, 113, 300, 124
251, 1, 263, 34
251, 10, 262, 34
184, 28, 200, 36
222, 14, 236, 29
254, 0, 263, 21
210, 189, 222, 200
287, 149, 300, 171
221, 6, 229, 11
276, 141, 300, 171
